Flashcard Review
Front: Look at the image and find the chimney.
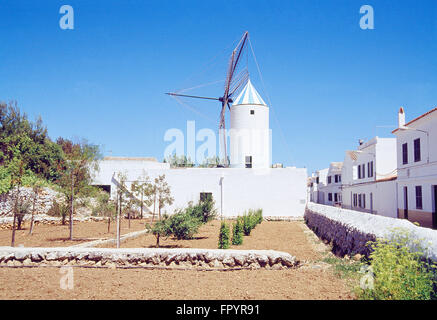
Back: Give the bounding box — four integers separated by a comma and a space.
359, 139, 364, 146
398, 107, 406, 128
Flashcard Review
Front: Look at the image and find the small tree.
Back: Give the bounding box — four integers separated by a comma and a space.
93, 191, 116, 233
218, 221, 230, 249
154, 174, 174, 220
131, 173, 154, 219
29, 181, 43, 235
146, 214, 172, 248
232, 218, 244, 245
56, 139, 100, 240
9, 157, 25, 247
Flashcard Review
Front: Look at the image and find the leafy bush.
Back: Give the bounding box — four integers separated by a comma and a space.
168, 210, 202, 240
232, 218, 244, 245
242, 209, 262, 236
218, 221, 230, 249
146, 215, 173, 248
358, 228, 436, 300
185, 196, 217, 223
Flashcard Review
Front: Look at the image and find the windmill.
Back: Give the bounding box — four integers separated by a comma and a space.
166, 31, 250, 167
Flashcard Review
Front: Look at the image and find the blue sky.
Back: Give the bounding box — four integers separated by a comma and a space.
1, 0, 437, 173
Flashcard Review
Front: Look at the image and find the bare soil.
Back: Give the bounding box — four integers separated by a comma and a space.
0, 267, 353, 300
0, 218, 149, 247
99, 220, 318, 262
0, 220, 356, 299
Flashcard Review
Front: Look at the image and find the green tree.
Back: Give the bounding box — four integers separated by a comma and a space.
218, 221, 230, 249
131, 173, 154, 219
232, 218, 244, 245
56, 139, 100, 240
153, 174, 174, 221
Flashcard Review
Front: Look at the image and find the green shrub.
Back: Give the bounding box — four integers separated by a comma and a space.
169, 210, 202, 240
185, 195, 217, 223
232, 218, 244, 245
218, 221, 230, 249
357, 228, 436, 300
146, 215, 173, 248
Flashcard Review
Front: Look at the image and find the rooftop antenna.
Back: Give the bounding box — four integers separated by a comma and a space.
166, 31, 250, 167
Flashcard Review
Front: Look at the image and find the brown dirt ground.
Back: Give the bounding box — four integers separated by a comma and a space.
0, 267, 353, 300
0, 218, 149, 247
0, 220, 356, 299
99, 220, 318, 262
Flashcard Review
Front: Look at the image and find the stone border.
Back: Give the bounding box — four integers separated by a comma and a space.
71, 229, 150, 248
306, 202, 437, 261
0, 247, 298, 270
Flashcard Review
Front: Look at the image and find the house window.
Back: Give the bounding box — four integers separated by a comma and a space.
250, 110, 255, 115
328, 193, 333, 201
334, 193, 338, 202
358, 165, 361, 179
353, 194, 357, 207
415, 186, 423, 210
327, 176, 332, 184
367, 162, 374, 178
245, 156, 252, 168
316, 177, 319, 184
414, 138, 421, 162
402, 143, 408, 165
200, 192, 212, 202
362, 164, 366, 179
358, 194, 362, 208
362, 194, 366, 209
334, 175, 338, 183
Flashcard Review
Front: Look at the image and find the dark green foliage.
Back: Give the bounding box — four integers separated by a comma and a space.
146, 215, 173, 248
232, 218, 244, 245
168, 210, 202, 240
186, 195, 217, 223
218, 221, 230, 249
0, 101, 64, 187
242, 209, 263, 236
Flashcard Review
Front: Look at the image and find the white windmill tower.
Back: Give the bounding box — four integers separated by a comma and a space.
166, 31, 271, 168
229, 79, 271, 169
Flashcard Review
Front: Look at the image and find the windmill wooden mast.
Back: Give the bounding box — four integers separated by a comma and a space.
166, 31, 250, 166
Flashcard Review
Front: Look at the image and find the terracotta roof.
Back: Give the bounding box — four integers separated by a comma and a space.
392, 107, 437, 133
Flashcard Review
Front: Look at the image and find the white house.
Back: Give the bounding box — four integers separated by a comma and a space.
392, 107, 437, 229
341, 137, 397, 218
318, 162, 343, 206
308, 168, 329, 204
92, 80, 308, 218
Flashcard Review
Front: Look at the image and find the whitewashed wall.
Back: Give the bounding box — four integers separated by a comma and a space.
92, 164, 308, 218
341, 179, 397, 218
307, 202, 437, 261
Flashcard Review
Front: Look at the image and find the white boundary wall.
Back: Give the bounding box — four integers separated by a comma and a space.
307, 202, 437, 261
93, 164, 308, 218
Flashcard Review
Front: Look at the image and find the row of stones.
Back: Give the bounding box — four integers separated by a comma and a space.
0, 251, 298, 270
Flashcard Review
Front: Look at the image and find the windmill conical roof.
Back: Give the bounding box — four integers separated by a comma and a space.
232, 79, 267, 106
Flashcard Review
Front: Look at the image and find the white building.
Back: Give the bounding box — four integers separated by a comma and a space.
229, 79, 271, 169
318, 162, 343, 206
392, 107, 437, 229
92, 80, 308, 218
308, 168, 329, 204
341, 137, 397, 218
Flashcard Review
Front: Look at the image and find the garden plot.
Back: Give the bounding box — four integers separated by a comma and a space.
0, 218, 149, 247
